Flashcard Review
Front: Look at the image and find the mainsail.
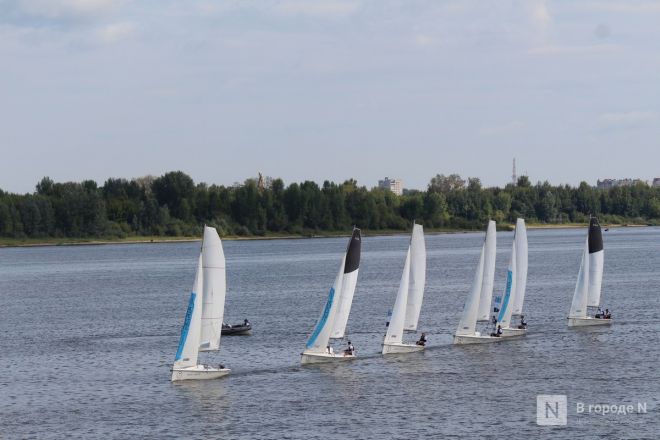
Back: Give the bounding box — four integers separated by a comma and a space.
455, 238, 486, 336
511, 218, 528, 316
330, 228, 362, 339
587, 217, 604, 307
476, 220, 497, 321
495, 232, 517, 328
199, 226, 227, 351
404, 224, 426, 331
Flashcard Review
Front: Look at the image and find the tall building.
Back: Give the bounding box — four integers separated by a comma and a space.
378, 177, 403, 196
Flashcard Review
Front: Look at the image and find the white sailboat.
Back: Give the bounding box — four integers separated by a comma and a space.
454, 221, 503, 344
382, 223, 427, 354
568, 217, 611, 327
501, 218, 528, 337
301, 228, 361, 364
171, 226, 230, 381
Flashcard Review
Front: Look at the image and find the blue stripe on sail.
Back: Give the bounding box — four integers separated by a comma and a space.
174, 292, 196, 361
497, 270, 513, 322
306, 287, 335, 349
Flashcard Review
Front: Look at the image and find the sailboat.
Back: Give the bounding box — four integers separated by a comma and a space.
382, 223, 427, 354
301, 228, 361, 364
500, 218, 528, 337
171, 226, 230, 381
568, 217, 611, 327
453, 220, 503, 344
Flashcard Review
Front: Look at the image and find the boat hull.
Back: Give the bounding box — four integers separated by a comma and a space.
300, 351, 357, 365
453, 334, 505, 345
568, 316, 612, 327
171, 365, 231, 381
501, 327, 527, 337
382, 343, 425, 355
221, 324, 252, 336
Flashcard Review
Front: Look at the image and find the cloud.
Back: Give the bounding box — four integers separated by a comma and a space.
581, 1, 660, 13
479, 121, 525, 136
96, 21, 135, 44
13, 0, 120, 21
274, 1, 360, 18
528, 43, 620, 55
599, 111, 659, 127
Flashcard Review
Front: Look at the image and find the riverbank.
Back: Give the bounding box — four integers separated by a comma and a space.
1, 222, 654, 248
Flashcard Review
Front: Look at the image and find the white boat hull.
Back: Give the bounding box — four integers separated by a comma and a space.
453, 334, 505, 345
300, 351, 357, 364
501, 327, 527, 337
568, 316, 612, 327
171, 365, 231, 381
382, 343, 425, 355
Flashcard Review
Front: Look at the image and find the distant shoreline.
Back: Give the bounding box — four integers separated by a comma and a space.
0, 223, 651, 249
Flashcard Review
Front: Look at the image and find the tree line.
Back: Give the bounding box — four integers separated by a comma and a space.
0, 172, 659, 240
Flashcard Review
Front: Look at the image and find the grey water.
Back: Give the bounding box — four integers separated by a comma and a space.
1, 227, 659, 439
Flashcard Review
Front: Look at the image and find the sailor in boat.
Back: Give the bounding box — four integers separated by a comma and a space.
595, 307, 603, 318
344, 341, 355, 356
243, 318, 250, 326
491, 325, 503, 337
416, 332, 427, 346
518, 315, 527, 329
604, 309, 612, 319
326, 345, 334, 355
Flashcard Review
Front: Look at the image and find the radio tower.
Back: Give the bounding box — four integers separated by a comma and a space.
512, 158, 517, 185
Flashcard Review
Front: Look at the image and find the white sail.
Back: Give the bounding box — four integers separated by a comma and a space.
587, 218, 604, 307
173, 255, 203, 369
199, 226, 227, 351
404, 224, 426, 331
511, 218, 528, 316
384, 248, 411, 344
569, 237, 590, 318
330, 229, 361, 339
477, 220, 497, 321
304, 255, 346, 353
455, 238, 486, 336
496, 236, 517, 328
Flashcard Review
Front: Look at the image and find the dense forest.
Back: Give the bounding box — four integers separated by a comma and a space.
0, 171, 659, 240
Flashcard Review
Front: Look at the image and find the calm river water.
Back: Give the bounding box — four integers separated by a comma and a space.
1, 227, 659, 439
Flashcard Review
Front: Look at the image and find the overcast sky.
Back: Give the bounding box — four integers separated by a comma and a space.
1, 0, 659, 193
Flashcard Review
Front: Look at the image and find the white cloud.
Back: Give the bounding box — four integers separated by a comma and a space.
528, 43, 620, 55
274, 1, 360, 18
96, 21, 135, 44
479, 121, 525, 136
17, 0, 120, 20
581, 1, 660, 13
599, 111, 659, 126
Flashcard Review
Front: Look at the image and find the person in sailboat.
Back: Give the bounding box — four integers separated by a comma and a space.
518, 315, 527, 329
595, 307, 603, 318
344, 341, 355, 356
490, 325, 503, 337
604, 309, 611, 319
416, 332, 427, 346
243, 318, 250, 326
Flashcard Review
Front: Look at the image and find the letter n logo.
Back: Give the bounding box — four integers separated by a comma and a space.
536, 395, 567, 426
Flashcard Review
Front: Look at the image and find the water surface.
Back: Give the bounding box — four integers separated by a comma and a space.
1, 227, 659, 438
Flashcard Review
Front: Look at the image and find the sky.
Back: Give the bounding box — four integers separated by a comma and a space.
1, 0, 659, 194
